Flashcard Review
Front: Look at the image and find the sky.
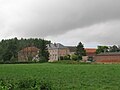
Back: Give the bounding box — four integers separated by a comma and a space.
0, 0, 120, 47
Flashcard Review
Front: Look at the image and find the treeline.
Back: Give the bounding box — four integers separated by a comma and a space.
0, 37, 50, 63
96, 45, 120, 54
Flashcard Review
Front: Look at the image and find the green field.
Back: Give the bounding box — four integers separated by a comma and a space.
0, 63, 120, 90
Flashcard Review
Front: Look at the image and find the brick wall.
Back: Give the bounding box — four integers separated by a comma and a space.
94, 54, 120, 63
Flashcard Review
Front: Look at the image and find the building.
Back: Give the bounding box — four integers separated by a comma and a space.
94, 52, 120, 63
18, 46, 39, 62
47, 43, 70, 62
85, 48, 96, 57
67, 46, 76, 55
47, 43, 97, 62
82, 48, 96, 61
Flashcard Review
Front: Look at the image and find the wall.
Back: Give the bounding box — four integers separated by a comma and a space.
94, 55, 120, 63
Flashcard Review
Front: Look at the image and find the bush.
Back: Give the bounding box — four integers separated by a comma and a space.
63, 55, 70, 60
70, 54, 78, 61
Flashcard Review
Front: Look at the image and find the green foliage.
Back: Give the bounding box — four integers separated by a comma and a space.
39, 39, 49, 62
96, 45, 120, 54
40, 80, 52, 90
50, 60, 90, 64
75, 42, 86, 60
70, 54, 78, 61
0, 63, 120, 89
0, 78, 52, 90
0, 38, 50, 63
2, 51, 13, 62
96, 46, 109, 54
109, 45, 120, 52
63, 55, 70, 60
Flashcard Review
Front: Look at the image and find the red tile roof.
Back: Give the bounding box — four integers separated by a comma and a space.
85, 48, 96, 53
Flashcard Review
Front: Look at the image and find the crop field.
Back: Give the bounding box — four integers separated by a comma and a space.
0, 63, 120, 90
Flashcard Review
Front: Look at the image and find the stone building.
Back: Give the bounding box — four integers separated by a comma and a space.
67, 46, 76, 55
47, 43, 70, 62
18, 46, 39, 62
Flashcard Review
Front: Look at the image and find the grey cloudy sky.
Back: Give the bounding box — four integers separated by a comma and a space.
0, 0, 120, 47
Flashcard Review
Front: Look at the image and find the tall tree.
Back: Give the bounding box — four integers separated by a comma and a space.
75, 42, 86, 60
39, 39, 49, 62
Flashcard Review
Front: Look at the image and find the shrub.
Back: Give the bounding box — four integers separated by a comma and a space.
70, 54, 78, 61
63, 55, 70, 60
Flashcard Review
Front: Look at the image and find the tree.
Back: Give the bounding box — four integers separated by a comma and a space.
0, 45, 4, 61
0, 38, 50, 63
39, 39, 49, 62
75, 42, 86, 60
109, 45, 120, 52
96, 46, 109, 54
2, 38, 18, 62
2, 50, 12, 62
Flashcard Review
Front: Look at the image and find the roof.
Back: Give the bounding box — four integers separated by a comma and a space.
19, 46, 39, 53
85, 48, 96, 53
47, 43, 66, 49
67, 46, 76, 52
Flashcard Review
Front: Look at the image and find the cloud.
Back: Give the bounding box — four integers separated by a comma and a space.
45, 20, 120, 46
0, 0, 120, 46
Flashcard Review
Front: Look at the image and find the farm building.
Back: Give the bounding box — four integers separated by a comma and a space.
18, 46, 39, 62
82, 48, 96, 61
85, 48, 96, 57
47, 43, 70, 62
94, 52, 120, 63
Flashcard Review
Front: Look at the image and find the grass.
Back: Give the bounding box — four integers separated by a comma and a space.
0, 63, 120, 90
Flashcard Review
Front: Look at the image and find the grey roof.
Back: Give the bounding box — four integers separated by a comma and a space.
66, 46, 76, 52
47, 43, 66, 49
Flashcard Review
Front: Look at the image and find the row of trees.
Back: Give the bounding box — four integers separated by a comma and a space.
0, 37, 50, 63
96, 45, 120, 54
